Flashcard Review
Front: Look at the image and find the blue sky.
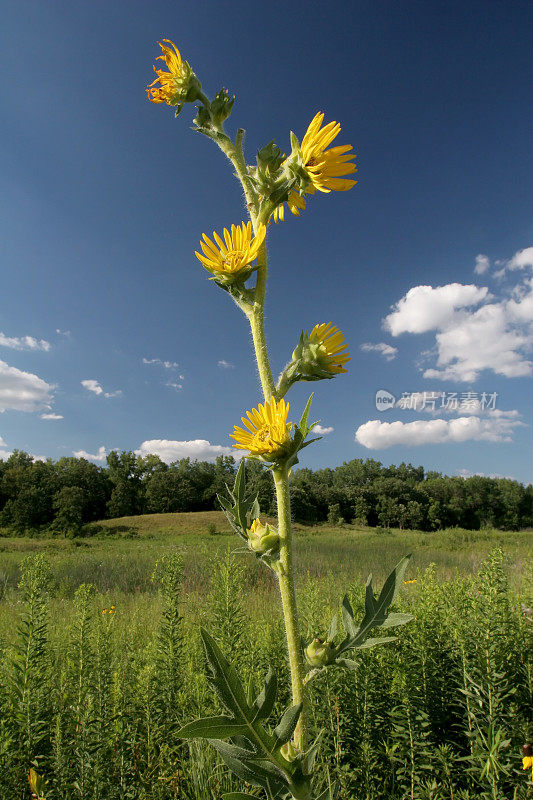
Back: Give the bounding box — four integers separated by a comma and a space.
1, 0, 532, 483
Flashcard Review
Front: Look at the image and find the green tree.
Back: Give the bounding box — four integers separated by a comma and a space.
53, 486, 85, 535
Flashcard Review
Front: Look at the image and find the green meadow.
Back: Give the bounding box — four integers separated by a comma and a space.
0, 515, 532, 799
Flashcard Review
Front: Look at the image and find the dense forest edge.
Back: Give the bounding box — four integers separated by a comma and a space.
1, 450, 532, 536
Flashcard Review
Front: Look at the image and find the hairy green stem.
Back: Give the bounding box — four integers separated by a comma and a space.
212, 125, 308, 753
273, 466, 308, 751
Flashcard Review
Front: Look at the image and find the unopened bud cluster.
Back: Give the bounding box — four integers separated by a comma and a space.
304, 637, 337, 668
247, 518, 280, 555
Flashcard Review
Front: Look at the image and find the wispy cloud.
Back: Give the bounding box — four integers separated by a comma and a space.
41, 412, 63, 420
166, 381, 183, 391
143, 357, 180, 369
360, 342, 398, 361
0, 360, 55, 412
0, 332, 51, 351
474, 254, 490, 275
81, 379, 122, 398
218, 359, 235, 369
56, 329, 71, 337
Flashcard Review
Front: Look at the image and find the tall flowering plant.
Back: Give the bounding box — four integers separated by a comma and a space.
147, 41, 412, 800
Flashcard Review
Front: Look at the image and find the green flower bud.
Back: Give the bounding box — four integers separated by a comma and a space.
210, 88, 235, 126
291, 324, 350, 381
281, 740, 300, 762
305, 637, 336, 668
257, 140, 285, 175
247, 518, 280, 555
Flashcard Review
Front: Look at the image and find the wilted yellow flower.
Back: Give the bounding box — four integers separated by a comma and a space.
300, 112, 357, 193
308, 323, 350, 374
231, 397, 292, 458
273, 191, 307, 224
195, 222, 266, 282
147, 40, 199, 107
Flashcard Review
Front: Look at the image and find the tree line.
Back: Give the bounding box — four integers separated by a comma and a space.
0, 449, 531, 535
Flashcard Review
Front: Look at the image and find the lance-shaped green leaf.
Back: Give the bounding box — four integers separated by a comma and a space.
273, 702, 303, 747
200, 629, 250, 717
178, 630, 314, 800
209, 739, 289, 794
252, 667, 277, 722
178, 716, 249, 739
217, 460, 259, 540
336, 555, 413, 657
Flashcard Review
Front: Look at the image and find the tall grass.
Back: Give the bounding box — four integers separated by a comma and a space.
0, 534, 531, 799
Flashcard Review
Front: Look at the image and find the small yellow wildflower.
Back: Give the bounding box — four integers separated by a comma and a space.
195, 222, 266, 282
403, 579, 417, 585
102, 609, 108, 614
231, 397, 292, 459
300, 112, 357, 194
147, 40, 199, 107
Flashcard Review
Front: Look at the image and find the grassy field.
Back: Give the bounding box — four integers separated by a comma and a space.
0, 514, 532, 799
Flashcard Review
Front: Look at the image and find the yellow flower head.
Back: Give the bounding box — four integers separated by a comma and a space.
231, 397, 292, 459
147, 40, 199, 107
403, 579, 417, 585
195, 222, 266, 282
300, 112, 357, 194
273, 191, 307, 224
523, 755, 533, 775
308, 323, 350, 374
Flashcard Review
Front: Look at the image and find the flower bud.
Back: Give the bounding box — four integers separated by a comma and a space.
281, 740, 300, 762
305, 637, 336, 668
257, 141, 285, 175
247, 518, 280, 555
210, 88, 235, 126
291, 324, 350, 381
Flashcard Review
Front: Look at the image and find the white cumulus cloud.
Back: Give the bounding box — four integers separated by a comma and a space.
360, 342, 398, 361
0, 360, 55, 412
355, 415, 524, 449
73, 445, 108, 462
135, 439, 234, 463
81, 380, 122, 398
41, 412, 63, 420
383, 259, 533, 381
312, 424, 334, 435
506, 246, 533, 271
384, 284, 489, 336
0, 332, 51, 351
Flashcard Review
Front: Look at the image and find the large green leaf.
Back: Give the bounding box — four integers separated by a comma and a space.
201, 629, 250, 718
178, 629, 315, 800
178, 715, 248, 739
336, 555, 413, 657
